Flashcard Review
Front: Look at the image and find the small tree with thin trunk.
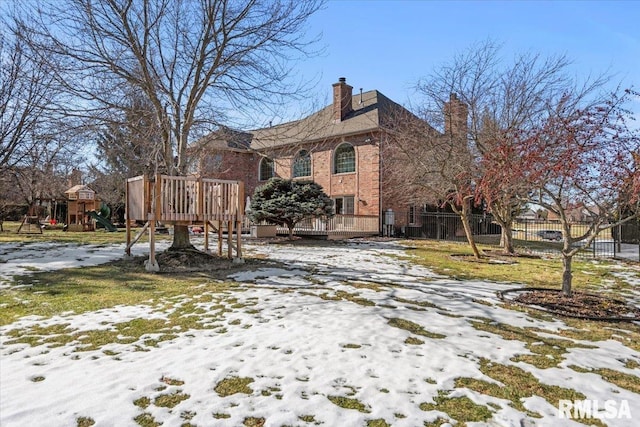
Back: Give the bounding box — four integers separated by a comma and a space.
248, 178, 333, 239
507, 89, 640, 296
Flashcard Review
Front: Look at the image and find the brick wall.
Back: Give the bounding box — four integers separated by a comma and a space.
241, 133, 382, 217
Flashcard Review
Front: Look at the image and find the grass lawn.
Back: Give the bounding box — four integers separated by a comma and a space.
0, 220, 175, 245
1, 231, 639, 426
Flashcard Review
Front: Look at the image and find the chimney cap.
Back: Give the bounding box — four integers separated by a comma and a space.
338, 77, 346, 83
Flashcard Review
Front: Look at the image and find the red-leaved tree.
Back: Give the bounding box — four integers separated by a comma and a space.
496, 89, 640, 295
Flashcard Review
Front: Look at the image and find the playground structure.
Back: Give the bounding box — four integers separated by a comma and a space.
16, 198, 66, 234
63, 184, 117, 232
124, 174, 245, 271
64, 185, 99, 231
16, 212, 44, 234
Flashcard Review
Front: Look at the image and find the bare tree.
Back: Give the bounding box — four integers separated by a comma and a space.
16, 0, 323, 250
384, 97, 483, 257
0, 26, 61, 174
411, 41, 584, 255
1, 19, 83, 229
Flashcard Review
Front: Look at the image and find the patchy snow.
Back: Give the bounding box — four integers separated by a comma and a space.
1, 238, 639, 426
0, 241, 170, 289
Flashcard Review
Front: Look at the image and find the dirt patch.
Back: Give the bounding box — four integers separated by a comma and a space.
501, 288, 640, 321
111, 249, 281, 278
155, 249, 235, 273
483, 250, 542, 259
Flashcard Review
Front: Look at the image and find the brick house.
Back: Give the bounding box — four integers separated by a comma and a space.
197, 77, 467, 237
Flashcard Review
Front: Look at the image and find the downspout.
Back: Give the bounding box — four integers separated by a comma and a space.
379, 132, 384, 236
355, 144, 359, 215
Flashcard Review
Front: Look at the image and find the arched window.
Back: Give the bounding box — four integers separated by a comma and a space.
333, 143, 355, 174
293, 150, 311, 178
259, 158, 274, 181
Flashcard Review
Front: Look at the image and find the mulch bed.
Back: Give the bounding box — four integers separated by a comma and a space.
499, 287, 640, 322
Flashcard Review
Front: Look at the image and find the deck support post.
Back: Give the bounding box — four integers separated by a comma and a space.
204, 220, 210, 253
144, 215, 159, 272
227, 220, 233, 259
236, 220, 243, 259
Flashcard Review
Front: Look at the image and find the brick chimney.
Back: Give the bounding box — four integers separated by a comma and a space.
332, 77, 353, 122
444, 93, 468, 139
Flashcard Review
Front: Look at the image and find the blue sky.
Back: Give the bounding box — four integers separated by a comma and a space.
298, 0, 640, 112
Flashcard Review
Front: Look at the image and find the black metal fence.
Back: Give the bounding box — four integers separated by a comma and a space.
400, 212, 499, 241
396, 212, 639, 261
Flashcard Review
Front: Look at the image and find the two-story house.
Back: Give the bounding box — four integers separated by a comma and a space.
197, 77, 468, 237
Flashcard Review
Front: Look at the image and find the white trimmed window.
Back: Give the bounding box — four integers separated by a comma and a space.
293, 150, 311, 178
334, 196, 355, 215
333, 143, 355, 174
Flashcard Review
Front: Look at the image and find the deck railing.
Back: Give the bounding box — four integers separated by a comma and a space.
274, 215, 379, 236
126, 174, 244, 223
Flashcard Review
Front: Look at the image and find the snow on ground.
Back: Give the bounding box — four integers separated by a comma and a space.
0, 240, 170, 289
1, 238, 639, 426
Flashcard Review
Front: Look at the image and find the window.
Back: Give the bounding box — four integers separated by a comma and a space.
334, 196, 355, 215
259, 158, 274, 181
293, 150, 311, 178
333, 143, 355, 174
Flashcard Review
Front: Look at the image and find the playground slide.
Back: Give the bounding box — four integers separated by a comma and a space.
87, 211, 117, 232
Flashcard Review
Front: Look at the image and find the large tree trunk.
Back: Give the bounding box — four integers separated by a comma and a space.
170, 224, 195, 251
287, 225, 294, 240
561, 254, 573, 296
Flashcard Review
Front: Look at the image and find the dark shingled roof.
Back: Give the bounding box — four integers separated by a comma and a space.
249, 89, 407, 150
199, 88, 434, 151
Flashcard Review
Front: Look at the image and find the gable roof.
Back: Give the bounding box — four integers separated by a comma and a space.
248, 89, 410, 150
198, 85, 438, 152
65, 184, 94, 195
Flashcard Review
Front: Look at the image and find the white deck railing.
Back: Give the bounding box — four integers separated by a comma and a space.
274, 215, 379, 236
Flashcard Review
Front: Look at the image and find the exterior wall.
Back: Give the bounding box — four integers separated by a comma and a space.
250, 133, 381, 219
200, 149, 259, 196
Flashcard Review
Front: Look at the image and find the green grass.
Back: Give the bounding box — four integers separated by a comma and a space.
569, 365, 640, 393
0, 221, 172, 245
469, 318, 598, 369
2, 235, 639, 426
76, 417, 95, 427
387, 318, 446, 339
0, 262, 236, 325
214, 377, 254, 397
134, 412, 160, 427
404, 240, 627, 292
154, 391, 190, 408
454, 358, 606, 426
419, 390, 493, 424
327, 395, 370, 413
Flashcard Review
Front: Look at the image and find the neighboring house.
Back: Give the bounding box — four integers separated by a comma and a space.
197, 78, 467, 237
546, 205, 597, 223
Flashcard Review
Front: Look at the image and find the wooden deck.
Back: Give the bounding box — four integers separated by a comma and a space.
275, 215, 379, 239
125, 174, 245, 269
